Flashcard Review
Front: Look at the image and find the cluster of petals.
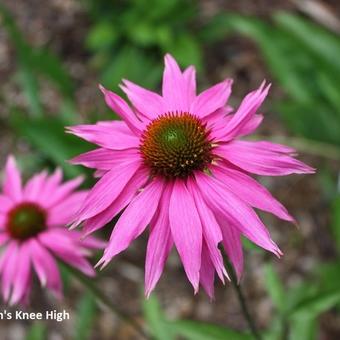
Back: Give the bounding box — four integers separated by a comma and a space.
0, 156, 105, 305
68, 54, 314, 298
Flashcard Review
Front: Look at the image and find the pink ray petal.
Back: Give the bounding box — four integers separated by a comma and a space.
162, 54, 191, 112
121, 79, 165, 120
1, 241, 19, 302
190, 79, 233, 118
183, 65, 196, 104
29, 239, 62, 297
83, 166, 149, 236
200, 242, 215, 299
187, 178, 228, 282
99, 85, 145, 135
221, 81, 270, 140
169, 179, 202, 293
9, 243, 31, 305
145, 184, 173, 297
0, 195, 13, 214
3, 156, 22, 202
72, 160, 142, 226
70, 148, 140, 170
216, 140, 315, 176
213, 165, 294, 222
98, 178, 165, 268
48, 191, 88, 226
215, 213, 244, 282
195, 172, 282, 256
67, 123, 140, 150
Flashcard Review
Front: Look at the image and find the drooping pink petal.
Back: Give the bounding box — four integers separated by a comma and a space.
28, 239, 62, 297
169, 179, 202, 292
195, 172, 282, 256
162, 54, 191, 112
74, 233, 107, 249
187, 178, 227, 282
211, 114, 263, 141
215, 213, 244, 281
39, 230, 95, 277
9, 243, 31, 305
48, 191, 88, 226
67, 122, 140, 150
83, 167, 149, 236
200, 243, 215, 299
220, 82, 270, 141
44, 175, 84, 208
3, 156, 22, 202
120, 79, 165, 120
99, 85, 145, 135
70, 148, 140, 170
190, 79, 233, 118
1, 241, 19, 302
216, 141, 315, 176
98, 178, 165, 268
145, 184, 173, 297
72, 160, 142, 226
213, 165, 294, 222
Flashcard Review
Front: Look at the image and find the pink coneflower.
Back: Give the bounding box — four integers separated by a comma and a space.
68, 54, 314, 297
0, 156, 105, 305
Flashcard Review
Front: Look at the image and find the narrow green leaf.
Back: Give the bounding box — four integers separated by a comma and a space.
275, 13, 340, 73
264, 264, 286, 314
289, 314, 316, 340
290, 289, 340, 318
143, 295, 174, 340
73, 293, 97, 340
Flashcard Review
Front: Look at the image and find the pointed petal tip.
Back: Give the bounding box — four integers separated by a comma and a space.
98, 84, 106, 94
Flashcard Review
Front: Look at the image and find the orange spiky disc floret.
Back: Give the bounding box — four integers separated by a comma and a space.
140, 112, 213, 179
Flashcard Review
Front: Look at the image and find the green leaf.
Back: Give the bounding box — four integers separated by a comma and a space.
289, 314, 317, 340
143, 295, 174, 340
86, 21, 118, 50
73, 293, 97, 340
275, 13, 340, 73
263, 264, 286, 314
171, 320, 252, 340
290, 288, 340, 318
101, 47, 162, 91
224, 14, 313, 103
15, 68, 43, 116
26, 322, 47, 340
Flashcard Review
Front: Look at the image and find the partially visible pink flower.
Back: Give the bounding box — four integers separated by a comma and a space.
0, 156, 105, 305
68, 54, 314, 298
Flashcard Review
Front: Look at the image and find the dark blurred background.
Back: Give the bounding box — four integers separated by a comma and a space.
1, 0, 340, 339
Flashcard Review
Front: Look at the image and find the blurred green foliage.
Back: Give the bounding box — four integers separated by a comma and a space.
84, 0, 204, 90
209, 12, 340, 149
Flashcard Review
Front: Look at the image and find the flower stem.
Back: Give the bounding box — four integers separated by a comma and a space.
226, 261, 262, 340
60, 262, 150, 340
